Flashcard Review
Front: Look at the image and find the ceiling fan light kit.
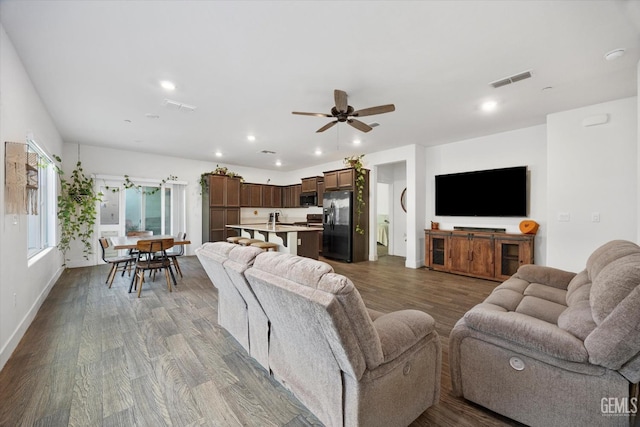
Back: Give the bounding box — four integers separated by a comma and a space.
293, 89, 395, 133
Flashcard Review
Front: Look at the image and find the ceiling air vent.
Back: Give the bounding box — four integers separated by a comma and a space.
161, 99, 197, 112
489, 70, 532, 89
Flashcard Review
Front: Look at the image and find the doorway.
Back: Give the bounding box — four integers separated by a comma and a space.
375, 162, 407, 259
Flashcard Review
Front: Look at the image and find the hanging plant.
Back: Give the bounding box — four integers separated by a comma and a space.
104, 174, 178, 195
344, 154, 366, 235
53, 155, 103, 264
200, 165, 244, 195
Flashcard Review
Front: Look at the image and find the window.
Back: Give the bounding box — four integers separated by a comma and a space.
97, 175, 186, 245
27, 140, 55, 258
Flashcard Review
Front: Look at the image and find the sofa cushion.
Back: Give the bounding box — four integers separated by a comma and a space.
524, 283, 567, 306
515, 295, 566, 325
557, 299, 597, 340
586, 239, 640, 281
590, 253, 640, 324
566, 272, 591, 306
463, 305, 589, 362
514, 264, 576, 290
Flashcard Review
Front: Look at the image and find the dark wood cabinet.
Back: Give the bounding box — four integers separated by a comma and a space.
208, 174, 240, 207
203, 174, 241, 242
208, 208, 240, 242
317, 180, 325, 207
284, 184, 302, 208
301, 177, 319, 193
241, 183, 263, 207
425, 230, 534, 281
324, 168, 355, 191
261, 185, 282, 208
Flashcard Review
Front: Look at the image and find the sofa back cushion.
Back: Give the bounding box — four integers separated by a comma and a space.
246, 252, 384, 376
586, 240, 640, 281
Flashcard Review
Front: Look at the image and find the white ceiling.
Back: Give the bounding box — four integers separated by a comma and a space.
2, 1, 639, 171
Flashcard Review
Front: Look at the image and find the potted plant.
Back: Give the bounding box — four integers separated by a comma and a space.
53, 155, 102, 264
344, 154, 366, 235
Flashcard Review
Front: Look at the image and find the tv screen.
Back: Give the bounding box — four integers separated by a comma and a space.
435, 166, 527, 217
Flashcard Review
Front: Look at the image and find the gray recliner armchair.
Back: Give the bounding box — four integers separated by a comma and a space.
450, 240, 640, 427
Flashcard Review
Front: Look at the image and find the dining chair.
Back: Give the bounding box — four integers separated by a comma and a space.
126, 230, 153, 258
163, 232, 186, 278
129, 238, 176, 297
99, 237, 136, 288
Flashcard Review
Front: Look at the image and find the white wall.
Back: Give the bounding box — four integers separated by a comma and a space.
547, 97, 637, 271
425, 125, 548, 265
0, 26, 65, 370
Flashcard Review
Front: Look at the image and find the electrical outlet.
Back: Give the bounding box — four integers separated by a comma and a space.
592, 212, 601, 223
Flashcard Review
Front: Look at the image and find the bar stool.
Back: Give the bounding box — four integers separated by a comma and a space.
238, 238, 261, 246
251, 241, 278, 252
227, 236, 244, 244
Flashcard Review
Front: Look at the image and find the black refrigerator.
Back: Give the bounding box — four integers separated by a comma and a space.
323, 190, 353, 262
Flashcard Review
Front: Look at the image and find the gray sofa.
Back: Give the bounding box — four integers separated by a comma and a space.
195, 242, 263, 357
450, 240, 640, 427
196, 242, 441, 427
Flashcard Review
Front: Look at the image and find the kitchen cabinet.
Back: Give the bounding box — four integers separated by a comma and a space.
241, 183, 263, 207
301, 176, 322, 193
283, 184, 302, 208
425, 230, 534, 281
202, 174, 241, 242
208, 208, 240, 242
324, 168, 355, 191
262, 185, 282, 208
317, 180, 325, 207
208, 174, 240, 207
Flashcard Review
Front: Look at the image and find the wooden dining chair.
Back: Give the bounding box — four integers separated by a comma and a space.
99, 237, 136, 288
129, 238, 176, 297
126, 230, 153, 258
163, 232, 186, 278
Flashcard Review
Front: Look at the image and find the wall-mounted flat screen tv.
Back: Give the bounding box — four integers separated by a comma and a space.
435, 166, 527, 217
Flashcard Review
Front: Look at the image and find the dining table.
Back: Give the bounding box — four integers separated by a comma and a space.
109, 234, 191, 250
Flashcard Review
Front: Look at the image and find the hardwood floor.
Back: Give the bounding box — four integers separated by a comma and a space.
0, 255, 522, 427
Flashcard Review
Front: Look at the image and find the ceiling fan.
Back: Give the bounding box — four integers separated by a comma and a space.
292, 89, 395, 133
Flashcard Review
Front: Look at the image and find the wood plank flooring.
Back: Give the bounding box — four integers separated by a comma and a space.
0, 254, 522, 427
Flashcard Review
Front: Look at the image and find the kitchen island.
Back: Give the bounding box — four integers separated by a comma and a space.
226, 223, 322, 259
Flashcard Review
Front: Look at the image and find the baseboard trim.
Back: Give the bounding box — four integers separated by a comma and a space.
0, 266, 63, 371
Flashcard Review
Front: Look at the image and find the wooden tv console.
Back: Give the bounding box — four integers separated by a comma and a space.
424, 229, 534, 282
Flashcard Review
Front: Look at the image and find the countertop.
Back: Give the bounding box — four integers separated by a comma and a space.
226, 223, 322, 233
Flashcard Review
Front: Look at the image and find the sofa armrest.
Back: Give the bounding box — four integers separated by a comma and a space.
514, 264, 576, 290
463, 304, 588, 362
373, 309, 436, 362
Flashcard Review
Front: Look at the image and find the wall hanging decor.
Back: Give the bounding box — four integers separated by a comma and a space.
5, 141, 38, 215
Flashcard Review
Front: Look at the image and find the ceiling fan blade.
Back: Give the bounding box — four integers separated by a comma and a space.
292, 111, 333, 118
334, 89, 348, 113
347, 119, 372, 133
316, 121, 338, 133
352, 104, 395, 117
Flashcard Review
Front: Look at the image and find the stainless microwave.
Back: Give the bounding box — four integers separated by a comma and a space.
300, 193, 317, 206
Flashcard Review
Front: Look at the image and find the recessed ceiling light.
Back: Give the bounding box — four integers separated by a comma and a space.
275, 160, 282, 167
314, 149, 322, 155
160, 80, 176, 91
353, 139, 361, 145
481, 100, 498, 112
247, 135, 256, 142
215, 151, 222, 157
604, 48, 626, 61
